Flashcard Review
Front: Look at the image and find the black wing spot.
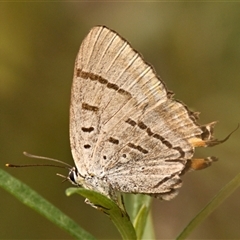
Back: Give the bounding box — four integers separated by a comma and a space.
81, 127, 94, 133
109, 137, 119, 145
83, 144, 91, 149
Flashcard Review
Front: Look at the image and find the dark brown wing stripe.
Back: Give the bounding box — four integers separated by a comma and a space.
125, 118, 175, 149
126, 118, 137, 126
82, 103, 99, 112
127, 142, 148, 154
77, 69, 131, 97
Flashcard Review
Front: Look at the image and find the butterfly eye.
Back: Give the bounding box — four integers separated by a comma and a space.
68, 169, 78, 185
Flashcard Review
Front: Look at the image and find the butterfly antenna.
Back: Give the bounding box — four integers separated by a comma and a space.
23, 152, 73, 168
5, 151, 72, 170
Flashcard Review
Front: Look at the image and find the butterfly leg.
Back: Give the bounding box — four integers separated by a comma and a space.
84, 198, 111, 215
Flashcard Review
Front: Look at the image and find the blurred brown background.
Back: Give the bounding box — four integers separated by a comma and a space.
1, 2, 240, 239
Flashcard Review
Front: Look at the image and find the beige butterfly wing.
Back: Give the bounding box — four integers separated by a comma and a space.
70, 26, 218, 200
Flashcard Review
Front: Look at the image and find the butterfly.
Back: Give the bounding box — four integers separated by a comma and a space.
68, 25, 231, 205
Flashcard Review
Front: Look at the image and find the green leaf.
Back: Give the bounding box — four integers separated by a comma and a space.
126, 194, 154, 240
0, 168, 95, 240
177, 171, 240, 240
66, 187, 137, 240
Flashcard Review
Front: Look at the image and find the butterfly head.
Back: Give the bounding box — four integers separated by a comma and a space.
68, 167, 85, 187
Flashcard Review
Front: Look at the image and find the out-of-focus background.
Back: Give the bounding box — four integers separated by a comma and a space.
1, 3, 240, 239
